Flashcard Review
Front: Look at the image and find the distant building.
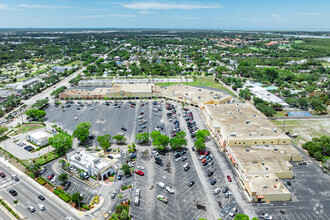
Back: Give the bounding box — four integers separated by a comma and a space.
265, 41, 278, 46
27, 131, 51, 147
5, 78, 41, 92
52, 66, 76, 74
249, 86, 288, 107
67, 151, 115, 181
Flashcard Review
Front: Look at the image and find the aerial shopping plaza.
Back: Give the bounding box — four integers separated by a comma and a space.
59, 83, 303, 203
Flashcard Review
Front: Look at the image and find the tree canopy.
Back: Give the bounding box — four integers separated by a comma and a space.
135, 132, 150, 144
48, 133, 73, 156
25, 109, 46, 120
151, 131, 169, 151
97, 134, 112, 151
73, 122, 92, 144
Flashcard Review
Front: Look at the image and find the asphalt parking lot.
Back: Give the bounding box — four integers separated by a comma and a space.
44, 100, 167, 146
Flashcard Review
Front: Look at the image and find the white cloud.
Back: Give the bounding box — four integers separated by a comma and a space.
0, 4, 8, 10
138, 10, 155, 14
270, 13, 281, 19
120, 2, 223, 10
18, 4, 74, 9
75, 14, 135, 19
293, 12, 321, 16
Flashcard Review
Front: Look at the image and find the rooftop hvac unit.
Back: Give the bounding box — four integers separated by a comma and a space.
75, 156, 81, 161
265, 167, 268, 170
198, 89, 201, 91
261, 162, 264, 165
261, 133, 264, 136
249, 133, 252, 136
229, 133, 236, 137
263, 185, 267, 188
265, 174, 269, 178
273, 128, 277, 133
274, 148, 278, 151
245, 148, 250, 152
198, 96, 201, 99
246, 120, 250, 124
253, 114, 256, 117
93, 158, 100, 164
237, 109, 240, 112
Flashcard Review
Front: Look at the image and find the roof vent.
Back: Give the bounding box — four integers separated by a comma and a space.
245, 148, 250, 152
261, 133, 264, 136
237, 109, 240, 112
265, 174, 269, 178
253, 114, 256, 117
198, 89, 201, 91
261, 162, 264, 165
229, 133, 236, 137
75, 156, 81, 161
249, 133, 252, 136
246, 120, 250, 124
93, 158, 100, 164
263, 185, 267, 188
265, 167, 268, 170
273, 128, 277, 133
198, 96, 201, 99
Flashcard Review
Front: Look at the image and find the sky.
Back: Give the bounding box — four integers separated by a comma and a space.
0, 0, 329, 30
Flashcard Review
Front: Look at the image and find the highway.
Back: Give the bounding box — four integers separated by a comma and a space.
0, 162, 74, 220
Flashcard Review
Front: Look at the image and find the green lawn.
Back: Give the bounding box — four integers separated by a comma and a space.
249, 47, 268, 52
11, 123, 45, 136
155, 77, 237, 97
22, 151, 58, 165
17, 77, 29, 82
65, 60, 84, 67
274, 111, 287, 117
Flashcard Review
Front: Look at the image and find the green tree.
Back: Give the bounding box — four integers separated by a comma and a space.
73, 122, 92, 144
31, 99, 49, 110
112, 134, 127, 145
194, 137, 206, 151
0, 126, 8, 139
97, 134, 111, 151
297, 97, 309, 109
48, 133, 73, 156
25, 109, 46, 120
239, 88, 252, 100
29, 162, 40, 177
195, 129, 210, 140
58, 173, 69, 183
135, 132, 150, 144
151, 131, 169, 151
234, 214, 250, 220
169, 137, 187, 150
120, 164, 131, 175
72, 192, 83, 208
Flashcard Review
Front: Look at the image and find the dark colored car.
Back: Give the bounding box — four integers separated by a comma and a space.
0, 172, 6, 178
210, 179, 217, 185
118, 174, 123, 180
155, 160, 163, 166
181, 156, 187, 162
207, 171, 214, 177
184, 166, 190, 171
121, 127, 127, 131
64, 181, 71, 190
188, 181, 195, 187
38, 195, 45, 201
222, 187, 229, 193
39, 167, 47, 175
9, 189, 17, 196
203, 161, 208, 166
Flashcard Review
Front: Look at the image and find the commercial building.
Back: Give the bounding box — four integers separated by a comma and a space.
26, 130, 51, 147
154, 84, 232, 107
249, 86, 289, 107
67, 150, 115, 181
201, 103, 302, 202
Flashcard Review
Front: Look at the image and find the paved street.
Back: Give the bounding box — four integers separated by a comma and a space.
0, 161, 75, 220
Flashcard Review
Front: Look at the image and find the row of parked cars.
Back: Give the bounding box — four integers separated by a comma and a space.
182, 108, 199, 138
16, 142, 35, 152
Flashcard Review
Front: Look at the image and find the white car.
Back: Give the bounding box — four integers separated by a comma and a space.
165, 186, 175, 194
137, 165, 145, 170
175, 157, 181, 162
260, 213, 273, 220
213, 188, 221, 195
183, 162, 189, 168
199, 155, 206, 160
37, 204, 45, 211
156, 182, 166, 189
50, 176, 57, 183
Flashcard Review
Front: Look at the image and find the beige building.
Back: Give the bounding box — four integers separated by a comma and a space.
200, 103, 303, 202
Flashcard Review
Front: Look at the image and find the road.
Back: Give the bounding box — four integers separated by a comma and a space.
0, 161, 74, 220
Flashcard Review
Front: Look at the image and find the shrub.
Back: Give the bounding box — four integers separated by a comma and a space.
83, 204, 90, 210
53, 190, 60, 195
90, 176, 97, 180
58, 193, 70, 202
36, 177, 46, 185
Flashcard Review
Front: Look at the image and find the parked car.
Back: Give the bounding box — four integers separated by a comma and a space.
0, 172, 6, 178
118, 174, 123, 180
81, 172, 89, 179
121, 127, 127, 131
210, 179, 217, 185
47, 173, 54, 180
39, 167, 47, 175
229, 207, 238, 217
157, 182, 166, 189
207, 171, 214, 177
227, 175, 232, 182
157, 195, 168, 204
260, 213, 273, 220
213, 188, 221, 195
201, 158, 207, 163
181, 156, 187, 162
135, 170, 144, 176
165, 186, 175, 194
184, 166, 190, 171
222, 187, 229, 193
188, 181, 195, 187
64, 181, 71, 190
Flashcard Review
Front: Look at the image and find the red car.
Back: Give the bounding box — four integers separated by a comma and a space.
199, 151, 204, 155
0, 172, 6, 178
130, 105, 135, 108
227, 175, 232, 182
201, 158, 207, 163
141, 104, 144, 106
47, 174, 54, 180
135, 170, 144, 176
204, 151, 210, 156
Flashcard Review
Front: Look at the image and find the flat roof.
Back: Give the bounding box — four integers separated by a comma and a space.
204, 103, 288, 141
29, 130, 50, 140
156, 84, 231, 105
246, 173, 290, 194
229, 145, 293, 174
69, 151, 111, 171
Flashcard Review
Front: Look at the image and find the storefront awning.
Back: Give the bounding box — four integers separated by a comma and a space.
257, 195, 264, 199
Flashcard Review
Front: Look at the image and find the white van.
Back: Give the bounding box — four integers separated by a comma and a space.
160, 120, 164, 126
138, 116, 143, 119
134, 196, 140, 206
156, 182, 166, 189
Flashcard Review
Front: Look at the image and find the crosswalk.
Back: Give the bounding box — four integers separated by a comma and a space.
84, 180, 99, 188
